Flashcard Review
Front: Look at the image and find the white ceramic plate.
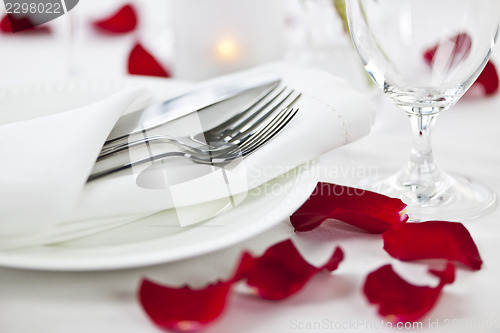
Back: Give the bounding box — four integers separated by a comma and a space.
0, 77, 319, 271
0, 163, 317, 271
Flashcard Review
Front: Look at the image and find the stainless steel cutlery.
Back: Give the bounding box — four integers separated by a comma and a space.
88, 76, 301, 181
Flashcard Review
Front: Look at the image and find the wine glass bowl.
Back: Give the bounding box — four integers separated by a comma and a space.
346, 0, 500, 220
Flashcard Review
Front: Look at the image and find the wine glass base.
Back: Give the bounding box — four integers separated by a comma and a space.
359, 171, 497, 222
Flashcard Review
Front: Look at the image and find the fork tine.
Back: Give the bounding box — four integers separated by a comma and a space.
211, 107, 299, 163
238, 107, 296, 151
215, 87, 288, 136
224, 91, 301, 144
202, 83, 282, 137
231, 106, 290, 151
216, 89, 299, 142
239, 108, 299, 155
201, 94, 300, 158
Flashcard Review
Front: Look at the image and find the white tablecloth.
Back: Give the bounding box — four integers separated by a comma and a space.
0, 23, 499, 333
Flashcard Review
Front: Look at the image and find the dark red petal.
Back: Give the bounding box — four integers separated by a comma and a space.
470, 61, 499, 96
239, 239, 344, 300
0, 14, 51, 34
128, 42, 171, 78
92, 4, 138, 34
290, 182, 408, 233
139, 279, 233, 332
382, 221, 483, 270
363, 263, 455, 323
423, 32, 472, 69
138, 239, 342, 330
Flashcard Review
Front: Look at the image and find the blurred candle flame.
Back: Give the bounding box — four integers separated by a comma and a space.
215, 39, 238, 61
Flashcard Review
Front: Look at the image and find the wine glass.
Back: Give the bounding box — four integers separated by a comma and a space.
345, 0, 500, 221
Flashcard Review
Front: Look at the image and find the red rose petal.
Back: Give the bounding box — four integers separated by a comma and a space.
382, 221, 483, 270
0, 14, 51, 34
468, 61, 499, 96
139, 279, 233, 332
128, 42, 171, 78
290, 183, 408, 233
237, 239, 344, 300
423, 32, 471, 69
363, 263, 455, 323
138, 239, 342, 330
92, 4, 138, 34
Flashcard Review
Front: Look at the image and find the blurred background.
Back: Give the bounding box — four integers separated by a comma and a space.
0, 0, 367, 87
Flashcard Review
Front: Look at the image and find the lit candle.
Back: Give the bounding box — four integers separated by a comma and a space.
171, 0, 284, 80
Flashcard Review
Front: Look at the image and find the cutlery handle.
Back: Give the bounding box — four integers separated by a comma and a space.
88, 151, 186, 182
99, 134, 175, 159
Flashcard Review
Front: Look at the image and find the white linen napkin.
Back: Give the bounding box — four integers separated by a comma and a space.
0, 63, 376, 248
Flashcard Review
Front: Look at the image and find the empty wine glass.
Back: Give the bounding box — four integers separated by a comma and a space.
346, 0, 500, 220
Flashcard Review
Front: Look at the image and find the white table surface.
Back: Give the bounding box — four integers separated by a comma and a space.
0, 15, 499, 333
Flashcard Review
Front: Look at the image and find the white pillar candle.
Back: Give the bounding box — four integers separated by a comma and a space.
171, 0, 285, 80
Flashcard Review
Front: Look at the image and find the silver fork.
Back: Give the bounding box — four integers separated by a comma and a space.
98, 86, 300, 159
88, 107, 299, 181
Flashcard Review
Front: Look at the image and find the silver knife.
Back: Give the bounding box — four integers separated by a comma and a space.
106, 74, 281, 143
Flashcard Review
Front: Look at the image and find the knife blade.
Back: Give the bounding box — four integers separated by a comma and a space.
106, 74, 281, 143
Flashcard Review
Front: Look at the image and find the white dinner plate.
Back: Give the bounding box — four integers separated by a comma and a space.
0, 77, 319, 271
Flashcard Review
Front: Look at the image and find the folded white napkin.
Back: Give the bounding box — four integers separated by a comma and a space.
0, 63, 375, 248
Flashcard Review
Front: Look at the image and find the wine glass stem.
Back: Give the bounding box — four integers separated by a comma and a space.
408, 111, 437, 170
399, 110, 444, 202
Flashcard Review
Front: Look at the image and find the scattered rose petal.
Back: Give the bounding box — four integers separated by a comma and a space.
128, 42, 171, 77
466, 61, 499, 97
139, 279, 233, 332
290, 183, 408, 233
92, 4, 138, 34
138, 239, 342, 330
423, 32, 471, 69
0, 14, 51, 34
237, 239, 344, 300
382, 221, 483, 270
363, 263, 455, 323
